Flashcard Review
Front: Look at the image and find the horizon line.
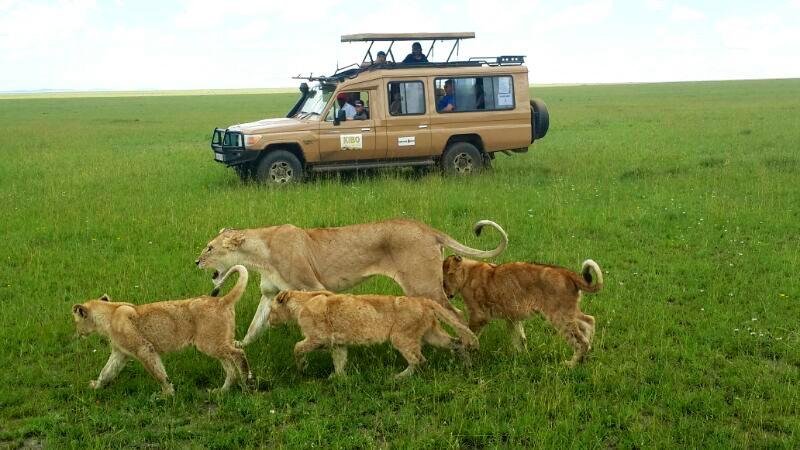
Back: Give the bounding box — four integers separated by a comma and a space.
1, 77, 797, 100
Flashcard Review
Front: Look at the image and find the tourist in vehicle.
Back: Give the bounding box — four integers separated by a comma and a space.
336, 92, 357, 120
361, 51, 387, 68
402, 42, 428, 64
353, 99, 369, 120
437, 79, 455, 112
389, 91, 402, 115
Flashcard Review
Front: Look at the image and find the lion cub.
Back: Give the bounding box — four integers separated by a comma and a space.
442, 256, 603, 367
72, 265, 252, 395
268, 290, 479, 378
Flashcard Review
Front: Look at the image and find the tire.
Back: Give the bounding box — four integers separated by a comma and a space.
254, 150, 304, 185
530, 98, 549, 141
441, 142, 484, 175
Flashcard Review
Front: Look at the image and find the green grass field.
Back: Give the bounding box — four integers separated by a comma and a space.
1, 79, 798, 448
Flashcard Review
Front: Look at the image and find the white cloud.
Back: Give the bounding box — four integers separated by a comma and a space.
0, 0, 96, 52
670, 5, 705, 22
538, 0, 615, 33
645, 0, 666, 11
715, 13, 799, 51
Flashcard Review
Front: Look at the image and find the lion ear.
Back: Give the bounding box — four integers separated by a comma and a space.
222, 232, 245, 250
73, 304, 88, 318
454, 255, 463, 262
219, 227, 228, 234
100, 294, 111, 302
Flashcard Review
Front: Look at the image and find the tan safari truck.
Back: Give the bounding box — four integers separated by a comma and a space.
210, 32, 549, 184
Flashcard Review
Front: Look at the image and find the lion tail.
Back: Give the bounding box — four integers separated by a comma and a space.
437, 220, 508, 259
430, 301, 479, 350
215, 265, 249, 306
572, 259, 603, 293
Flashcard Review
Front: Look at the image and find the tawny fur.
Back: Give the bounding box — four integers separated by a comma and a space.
268, 290, 479, 379
195, 219, 507, 347
442, 256, 603, 367
72, 265, 252, 395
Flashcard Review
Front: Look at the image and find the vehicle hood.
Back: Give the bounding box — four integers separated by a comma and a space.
228, 118, 312, 134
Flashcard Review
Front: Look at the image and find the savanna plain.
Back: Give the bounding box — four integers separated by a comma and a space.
0, 79, 798, 448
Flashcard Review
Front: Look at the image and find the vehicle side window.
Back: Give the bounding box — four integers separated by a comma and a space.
387, 81, 425, 116
326, 91, 370, 122
434, 76, 515, 113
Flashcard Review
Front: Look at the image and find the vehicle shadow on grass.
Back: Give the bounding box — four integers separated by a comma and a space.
309, 166, 436, 185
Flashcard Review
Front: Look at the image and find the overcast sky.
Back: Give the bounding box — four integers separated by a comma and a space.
1, 0, 799, 91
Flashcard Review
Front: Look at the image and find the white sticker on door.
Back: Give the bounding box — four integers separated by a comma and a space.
340, 134, 363, 150
398, 136, 416, 147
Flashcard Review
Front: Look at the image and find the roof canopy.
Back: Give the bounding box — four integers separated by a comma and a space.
341, 32, 475, 42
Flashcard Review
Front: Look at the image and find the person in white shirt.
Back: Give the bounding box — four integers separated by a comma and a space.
336, 93, 357, 121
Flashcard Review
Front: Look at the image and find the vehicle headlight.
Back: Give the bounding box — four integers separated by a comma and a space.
244, 135, 262, 147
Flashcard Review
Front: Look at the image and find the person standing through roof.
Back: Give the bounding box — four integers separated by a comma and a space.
437, 79, 455, 112
361, 51, 387, 68
402, 42, 429, 64
336, 92, 357, 120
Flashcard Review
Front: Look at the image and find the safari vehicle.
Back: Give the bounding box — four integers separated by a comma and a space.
210, 32, 549, 184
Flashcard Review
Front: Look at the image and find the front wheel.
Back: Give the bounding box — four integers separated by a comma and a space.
441, 142, 484, 175
254, 150, 304, 185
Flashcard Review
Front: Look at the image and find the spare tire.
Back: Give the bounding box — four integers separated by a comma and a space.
530, 98, 549, 141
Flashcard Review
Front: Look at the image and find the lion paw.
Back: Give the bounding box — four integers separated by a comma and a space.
89, 380, 100, 389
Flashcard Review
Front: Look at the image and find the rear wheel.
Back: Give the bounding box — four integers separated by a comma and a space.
254, 150, 304, 185
441, 142, 484, 175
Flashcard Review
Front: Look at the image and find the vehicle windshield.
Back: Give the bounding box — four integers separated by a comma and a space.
294, 84, 334, 119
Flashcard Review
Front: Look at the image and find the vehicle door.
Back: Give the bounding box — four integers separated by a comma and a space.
385, 79, 432, 158
318, 90, 385, 162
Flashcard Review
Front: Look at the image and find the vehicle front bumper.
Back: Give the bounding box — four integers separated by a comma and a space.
210, 128, 260, 166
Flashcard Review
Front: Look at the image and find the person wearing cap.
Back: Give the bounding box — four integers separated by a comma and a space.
402, 42, 428, 64
361, 50, 387, 68
353, 99, 369, 120
336, 92, 357, 120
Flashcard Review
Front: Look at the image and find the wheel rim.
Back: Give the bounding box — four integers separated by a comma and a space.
269, 161, 293, 183
452, 153, 474, 174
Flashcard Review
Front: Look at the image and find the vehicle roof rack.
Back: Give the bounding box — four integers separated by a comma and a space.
469, 55, 526, 66
293, 56, 524, 85
342, 32, 476, 66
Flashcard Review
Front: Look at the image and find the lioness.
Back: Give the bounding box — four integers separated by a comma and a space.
442, 256, 603, 367
268, 290, 479, 378
195, 219, 507, 347
72, 265, 252, 395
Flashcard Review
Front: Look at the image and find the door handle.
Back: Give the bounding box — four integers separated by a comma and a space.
361, 128, 371, 131
418, 125, 428, 129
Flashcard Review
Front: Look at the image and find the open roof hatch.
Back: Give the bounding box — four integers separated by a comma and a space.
341, 32, 476, 65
